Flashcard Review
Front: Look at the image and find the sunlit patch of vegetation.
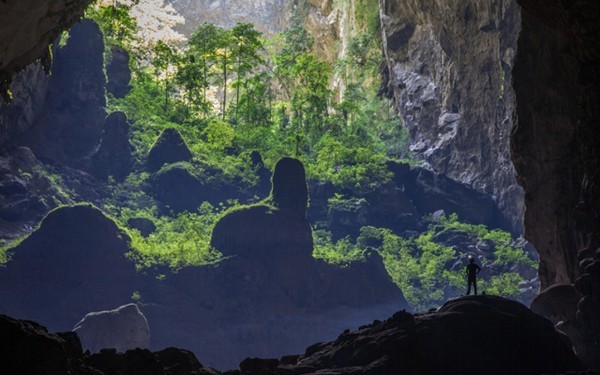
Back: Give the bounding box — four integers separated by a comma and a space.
314, 214, 537, 311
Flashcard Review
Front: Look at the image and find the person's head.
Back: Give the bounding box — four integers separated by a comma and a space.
469, 257, 475, 263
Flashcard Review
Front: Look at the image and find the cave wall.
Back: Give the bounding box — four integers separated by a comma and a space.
0, 0, 93, 147
379, 0, 523, 232
512, 0, 600, 369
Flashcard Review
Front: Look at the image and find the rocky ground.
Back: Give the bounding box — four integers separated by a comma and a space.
1, 295, 590, 375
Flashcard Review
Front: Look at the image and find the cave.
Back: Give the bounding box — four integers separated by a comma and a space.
0, 0, 599, 373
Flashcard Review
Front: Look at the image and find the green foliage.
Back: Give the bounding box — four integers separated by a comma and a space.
119, 202, 225, 270
312, 229, 366, 266
315, 216, 536, 311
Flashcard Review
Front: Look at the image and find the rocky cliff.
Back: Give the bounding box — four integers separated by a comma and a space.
165, 0, 291, 35
512, 0, 600, 369
379, 0, 523, 233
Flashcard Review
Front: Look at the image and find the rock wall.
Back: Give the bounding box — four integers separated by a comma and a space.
165, 0, 291, 35
512, 0, 600, 369
379, 0, 523, 233
0, 0, 92, 100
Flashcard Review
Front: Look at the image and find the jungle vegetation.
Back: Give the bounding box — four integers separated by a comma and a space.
1, 1, 538, 311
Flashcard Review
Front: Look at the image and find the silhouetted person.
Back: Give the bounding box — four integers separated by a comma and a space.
466, 257, 481, 295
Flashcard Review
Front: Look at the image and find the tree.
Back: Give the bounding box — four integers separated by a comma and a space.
186, 23, 228, 116
151, 40, 179, 112
230, 23, 264, 122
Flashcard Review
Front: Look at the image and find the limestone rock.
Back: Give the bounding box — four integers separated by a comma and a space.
380, 0, 523, 233
513, 1, 600, 369
0, 0, 92, 99
0, 147, 67, 228
0, 205, 136, 331
127, 217, 157, 237
0, 314, 83, 375
147, 128, 193, 172
73, 303, 150, 353
147, 161, 244, 214
19, 18, 107, 169
240, 296, 583, 375
106, 45, 131, 98
92, 111, 134, 182
271, 157, 308, 216
404, 167, 501, 227
530, 284, 580, 325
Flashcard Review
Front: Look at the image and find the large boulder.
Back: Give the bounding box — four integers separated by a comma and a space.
241, 296, 583, 375
91, 111, 134, 182
147, 161, 245, 214
0, 314, 83, 375
73, 303, 150, 353
147, 128, 193, 172
530, 284, 581, 325
0, 205, 136, 331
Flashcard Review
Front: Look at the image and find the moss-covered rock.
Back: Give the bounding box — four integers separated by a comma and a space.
146, 128, 193, 172
0, 205, 136, 331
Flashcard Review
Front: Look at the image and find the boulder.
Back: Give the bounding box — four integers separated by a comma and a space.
148, 162, 234, 214
0, 314, 83, 375
243, 296, 583, 375
530, 284, 581, 325
127, 217, 157, 237
91, 111, 133, 182
106, 45, 131, 98
0, 205, 136, 331
73, 303, 150, 353
147, 128, 193, 172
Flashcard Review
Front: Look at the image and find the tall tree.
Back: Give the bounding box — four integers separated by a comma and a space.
230, 23, 264, 122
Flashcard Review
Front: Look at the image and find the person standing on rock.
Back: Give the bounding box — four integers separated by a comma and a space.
466, 256, 481, 295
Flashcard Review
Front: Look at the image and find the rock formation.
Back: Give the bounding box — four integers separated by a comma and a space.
18, 18, 107, 169
0, 314, 84, 375
379, 0, 523, 233
73, 303, 151, 353
233, 296, 583, 375
106, 45, 132, 98
0, 205, 136, 331
164, 0, 290, 36
91, 111, 134, 182
147, 128, 194, 171
1, 313, 210, 375
512, 1, 600, 369
0, 0, 92, 101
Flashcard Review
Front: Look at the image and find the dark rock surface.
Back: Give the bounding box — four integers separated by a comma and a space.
512, 0, 600, 370
379, 0, 523, 233
18, 19, 107, 169
147, 161, 247, 214
147, 128, 193, 172
91, 111, 134, 182
0, 147, 69, 238
0, 0, 92, 102
106, 45, 131, 98
0, 314, 84, 375
231, 296, 583, 375
127, 217, 157, 237
1, 313, 211, 375
0, 205, 136, 331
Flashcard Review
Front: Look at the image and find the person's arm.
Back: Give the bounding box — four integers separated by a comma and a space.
476, 264, 481, 273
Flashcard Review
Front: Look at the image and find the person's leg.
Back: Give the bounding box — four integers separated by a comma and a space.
467, 279, 472, 295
